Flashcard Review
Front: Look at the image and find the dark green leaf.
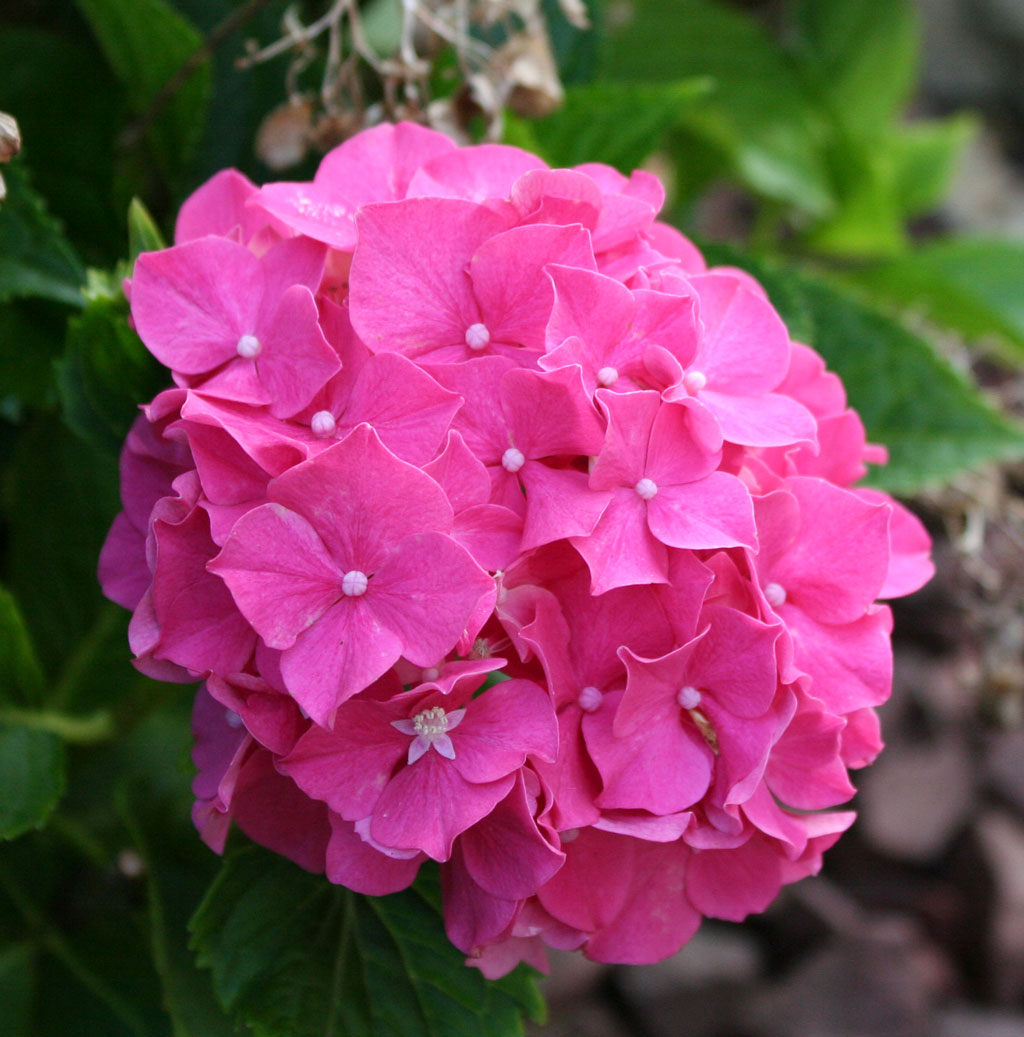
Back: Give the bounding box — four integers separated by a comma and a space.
0, 727, 65, 840
842, 238, 1024, 362
599, 0, 833, 216
515, 78, 712, 171
0, 299, 67, 414
798, 276, 1024, 492
2, 417, 120, 672
191, 842, 544, 1036
0, 942, 36, 1037
74, 0, 212, 181
0, 162, 85, 307
128, 198, 168, 264
0, 25, 123, 262
787, 0, 918, 139
0, 587, 46, 708
58, 288, 166, 456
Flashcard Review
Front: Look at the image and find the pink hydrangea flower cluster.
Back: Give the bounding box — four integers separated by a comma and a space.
100, 122, 933, 977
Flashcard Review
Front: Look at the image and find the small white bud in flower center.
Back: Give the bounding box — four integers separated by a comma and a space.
421, 666, 441, 682
597, 366, 619, 387
465, 323, 491, 351
764, 582, 787, 608
578, 685, 603, 713
502, 446, 526, 473
635, 477, 658, 500
236, 333, 262, 359
341, 570, 369, 597
683, 370, 707, 393
677, 685, 701, 710
224, 709, 243, 729
561, 827, 580, 843
311, 410, 337, 438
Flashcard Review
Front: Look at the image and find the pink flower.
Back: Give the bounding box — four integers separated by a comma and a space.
101, 121, 933, 977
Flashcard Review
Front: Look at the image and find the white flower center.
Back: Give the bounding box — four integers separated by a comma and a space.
683, 370, 707, 393
676, 685, 701, 710
764, 582, 787, 608
578, 685, 603, 713
465, 323, 491, 351
501, 446, 526, 473
421, 666, 441, 682
392, 705, 466, 764
635, 477, 658, 500
311, 410, 337, 438
341, 570, 369, 597
597, 366, 619, 387
224, 709, 243, 729
236, 333, 262, 359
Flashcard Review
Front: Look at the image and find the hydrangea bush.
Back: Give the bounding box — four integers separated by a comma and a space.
99, 121, 934, 977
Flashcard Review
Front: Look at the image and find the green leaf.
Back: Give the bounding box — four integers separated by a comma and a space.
191, 843, 544, 1036
842, 238, 1024, 362
0, 162, 85, 307
787, 0, 918, 140
798, 276, 1024, 492
890, 114, 976, 218
128, 198, 167, 264
74, 0, 212, 181
0, 727, 65, 841
57, 288, 167, 455
0, 299, 67, 414
0, 587, 46, 708
599, 0, 833, 216
2, 418, 120, 672
0, 942, 36, 1037
516, 78, 712, 171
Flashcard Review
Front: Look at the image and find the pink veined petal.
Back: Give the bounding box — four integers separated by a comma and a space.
441, 842, 521, 954
407, 143, 546, 201
370, 753, 514, 860
269, 424, 454, 571
131, 237, 262, 374
348, 198, 509, 360
209, 502, 343, 650
646, 472, 757, 550
255, 284, 341, 418
519, 464, 609, 553
366, 531, 495, 667
256, 234, 327, 306
175, 168, 260, 243
470, 223, 597, 353
326, 813, 423, 895
696, 390, 818, 449
279, 700, 409, 819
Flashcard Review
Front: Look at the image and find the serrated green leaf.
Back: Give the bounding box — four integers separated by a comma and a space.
787, 0, 918, 140
0, 587, 46, 708
518, 78, 712, 171
74, 0, 212, 182
191, 843, 544, 1037
599, 0, 833, 216
798, 276, 1024, 491
57, 291, 166, 455
128, 198, 168, 264
0, 727, 66, 840
842, 238, 1024, 363
0, 163, 85, 307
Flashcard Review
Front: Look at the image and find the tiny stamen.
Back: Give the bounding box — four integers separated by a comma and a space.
683, 370, 707, 393
597, 366, 619, 387
677, 685, 701, 710
764, 582, 787, 608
